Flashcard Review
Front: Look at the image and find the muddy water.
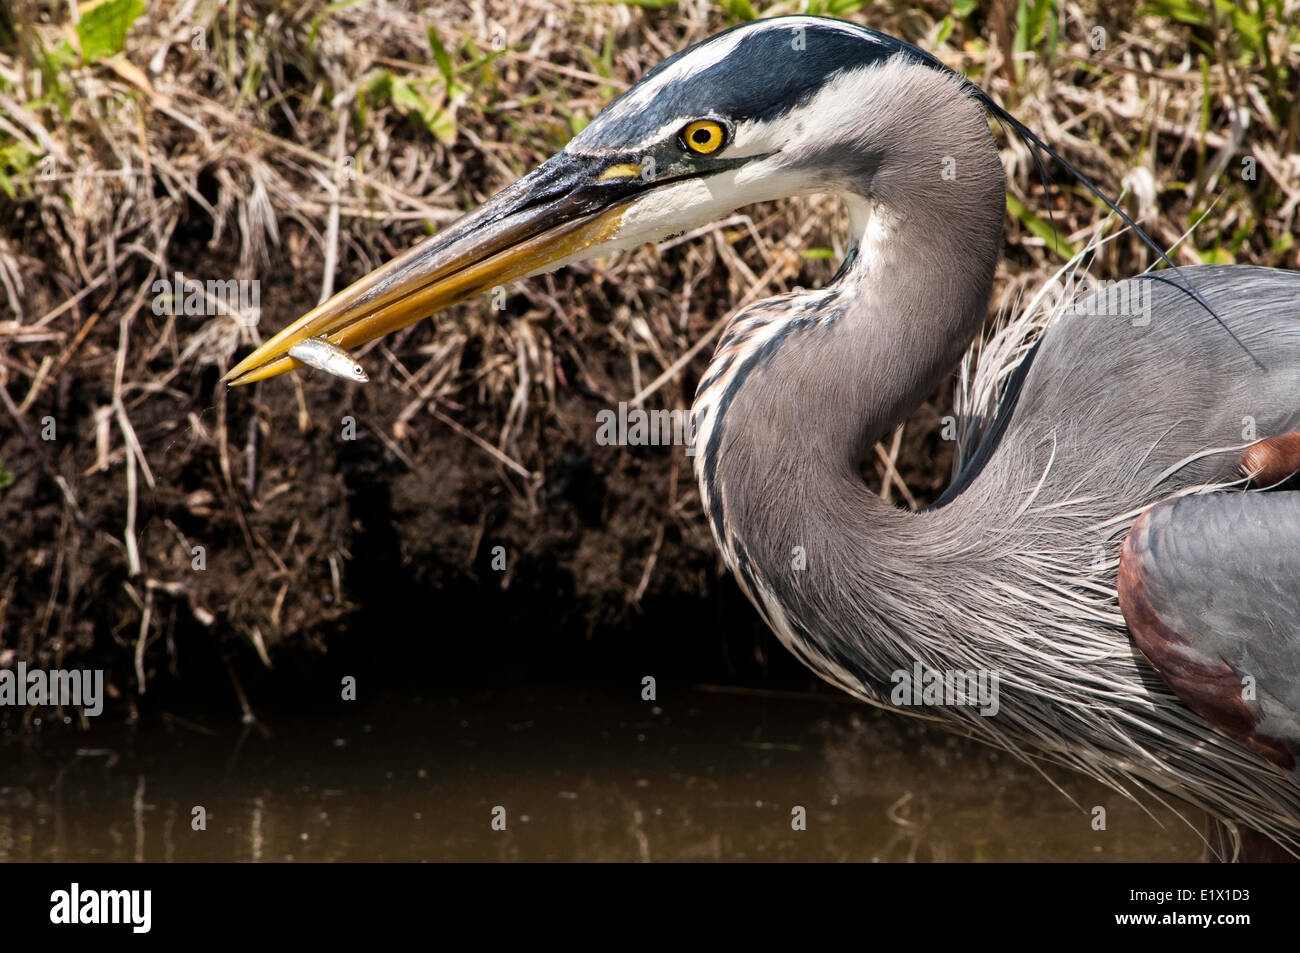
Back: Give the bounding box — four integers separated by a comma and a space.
0, 683, 1202, 861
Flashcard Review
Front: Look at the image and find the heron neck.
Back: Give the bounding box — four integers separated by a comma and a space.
691, 116, 1005, 694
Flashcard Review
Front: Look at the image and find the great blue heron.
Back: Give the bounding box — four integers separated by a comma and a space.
225, 16, 1300, 859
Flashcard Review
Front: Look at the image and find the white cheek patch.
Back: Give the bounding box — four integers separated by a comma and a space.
725, 118, 785, 159
611, 163, 817, 251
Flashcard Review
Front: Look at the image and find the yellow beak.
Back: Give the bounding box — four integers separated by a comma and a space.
223, 155, 634, 386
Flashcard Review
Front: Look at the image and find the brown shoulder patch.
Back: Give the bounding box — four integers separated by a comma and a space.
1118, 509, 1296, 773
1240, 432, 1300, 486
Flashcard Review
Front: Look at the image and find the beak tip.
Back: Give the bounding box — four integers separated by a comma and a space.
223, 358, 256, 384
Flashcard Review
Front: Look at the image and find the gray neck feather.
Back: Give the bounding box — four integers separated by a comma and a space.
693, 66, 1005, 691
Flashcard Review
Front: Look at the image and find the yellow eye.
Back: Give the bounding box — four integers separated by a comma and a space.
681, 119, 726, 155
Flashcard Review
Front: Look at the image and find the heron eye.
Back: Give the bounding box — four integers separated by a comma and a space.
680, 119, 726, 155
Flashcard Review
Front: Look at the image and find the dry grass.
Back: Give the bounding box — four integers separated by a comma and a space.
0, 0, 1297, 707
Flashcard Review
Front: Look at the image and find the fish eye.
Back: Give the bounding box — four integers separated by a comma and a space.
353, 365, 364, 376
680, 119, 727, 155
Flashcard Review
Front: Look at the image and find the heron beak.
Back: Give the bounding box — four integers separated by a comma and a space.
223, 153, 644, 386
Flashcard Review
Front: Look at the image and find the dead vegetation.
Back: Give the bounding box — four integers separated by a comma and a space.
0, 0, 1297, 714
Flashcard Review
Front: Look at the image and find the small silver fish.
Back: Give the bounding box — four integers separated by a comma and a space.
288, 337, 369, 383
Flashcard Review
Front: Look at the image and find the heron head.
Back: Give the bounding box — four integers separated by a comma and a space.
225, 17, 967, 385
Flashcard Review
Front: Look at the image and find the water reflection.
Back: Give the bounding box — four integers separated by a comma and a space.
0, 684, 1203, 861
